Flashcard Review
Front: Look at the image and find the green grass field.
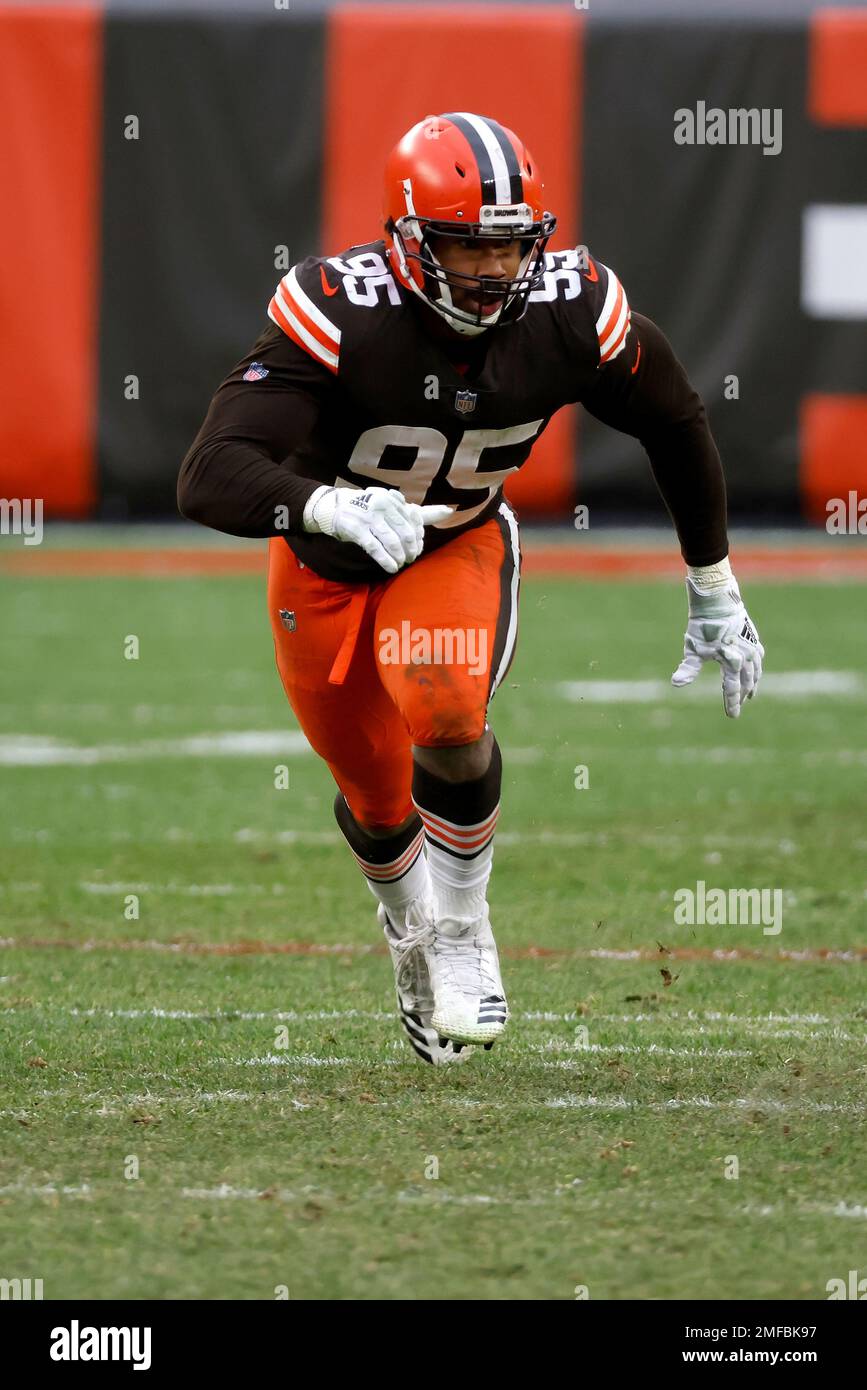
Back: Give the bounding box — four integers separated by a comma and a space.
1, 555, 866, 1300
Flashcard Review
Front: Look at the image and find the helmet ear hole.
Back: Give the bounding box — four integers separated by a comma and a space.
454, 163, 466, 177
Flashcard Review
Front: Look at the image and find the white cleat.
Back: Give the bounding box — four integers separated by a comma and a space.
427, 904, 509, 1048
378, 901, 466, 1065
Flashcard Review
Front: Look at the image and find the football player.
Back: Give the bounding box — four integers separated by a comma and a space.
178, 113, 764, 1064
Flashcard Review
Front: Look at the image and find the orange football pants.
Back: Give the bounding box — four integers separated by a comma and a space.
267, 504, 520, 830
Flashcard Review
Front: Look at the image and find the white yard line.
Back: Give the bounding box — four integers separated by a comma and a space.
0, 731, 312, 766
0, 735, 544, 769
544, 1095, 867, 1114
587, 1010, 846, 1024
79, 882, 296, 897
59, 1005, 392, 1022
3, 826, 862, 858
180, 1185, 315, 1200
0, 1182, 91, 1196
0, 937, 382, 956
6, 1080, 866, 1129
2, 1004, 862, 1036
743, 1202, 867, 1221
659, 746, 867, 767
557, 671, 866, 704
534, 1043, 753, 1059
238, 1054, 368, 1067
1, 1179, 863, 1221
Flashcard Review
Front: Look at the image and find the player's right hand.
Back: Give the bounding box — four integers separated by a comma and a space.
303, 485, 453, 574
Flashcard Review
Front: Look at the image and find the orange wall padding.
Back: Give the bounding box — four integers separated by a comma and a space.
0, 5, 102, 516
803, 12, 867, 526
809, 8, 867, 125
800, 394, 867, 524
324, 4, 583, 514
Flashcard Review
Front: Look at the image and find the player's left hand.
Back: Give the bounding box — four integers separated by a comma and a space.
671, 572, 764, 718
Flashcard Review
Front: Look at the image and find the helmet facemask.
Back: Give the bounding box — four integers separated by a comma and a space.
389, 209, 557, 337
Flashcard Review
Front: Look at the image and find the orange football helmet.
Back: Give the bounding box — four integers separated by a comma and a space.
383, 113, 557, 337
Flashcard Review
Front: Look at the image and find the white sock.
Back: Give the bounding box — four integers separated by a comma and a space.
360, 837, 433, 930
425, 838, 494, 921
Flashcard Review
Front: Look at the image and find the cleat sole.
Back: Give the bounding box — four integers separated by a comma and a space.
431, 1014, 508, 1046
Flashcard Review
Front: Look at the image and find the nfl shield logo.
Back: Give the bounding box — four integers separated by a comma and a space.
243, 361, 269, 381
454, 389, 477, 415
279, 609, 296, 632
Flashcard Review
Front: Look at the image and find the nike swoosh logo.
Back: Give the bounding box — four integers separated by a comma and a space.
584, 257, 599, 283
631, 341, 641, 374
319, 264, 340, 297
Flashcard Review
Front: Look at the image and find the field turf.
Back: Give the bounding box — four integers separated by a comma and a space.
1, 552, 866, 1300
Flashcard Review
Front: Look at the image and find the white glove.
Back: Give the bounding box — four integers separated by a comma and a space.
671, 557, 764, 718
303, 485, 453, 575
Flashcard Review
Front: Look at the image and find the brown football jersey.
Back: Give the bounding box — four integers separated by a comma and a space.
179, 239, 727, 576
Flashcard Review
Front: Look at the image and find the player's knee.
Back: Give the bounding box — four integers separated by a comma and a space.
413, 729, 493, 783
388, 663, 490, 750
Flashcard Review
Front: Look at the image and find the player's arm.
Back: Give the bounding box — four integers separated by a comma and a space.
177, 321, 328, 538
575, 262, 763, 717
178, 265, 448, 570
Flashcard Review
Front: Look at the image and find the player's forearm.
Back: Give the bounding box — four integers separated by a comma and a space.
177, 437, 321, 538
643, 408, 729, 567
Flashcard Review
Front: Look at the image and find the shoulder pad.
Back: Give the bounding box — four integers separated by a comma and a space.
268, 256, 343, 375
267, 242, 403, 375
591, 259, 632, 365
532, 248, 632, 367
